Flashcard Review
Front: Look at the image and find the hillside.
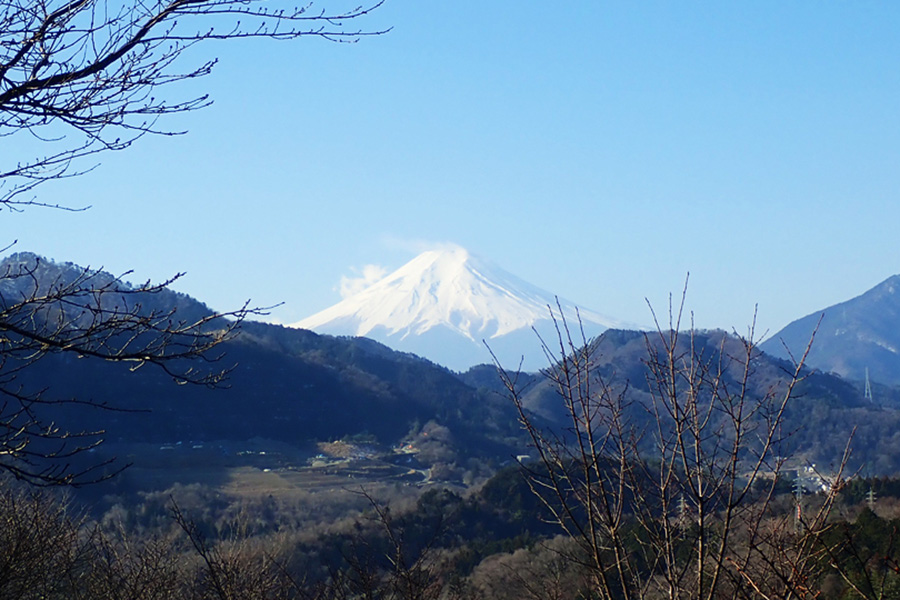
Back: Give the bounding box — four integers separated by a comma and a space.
762, 274, 900, 386
514, 328, 900, 473
13, 322, 527, 478
0, 253, 529, 486
6, 252, 900, 484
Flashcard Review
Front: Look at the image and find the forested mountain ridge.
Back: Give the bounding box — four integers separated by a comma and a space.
507, 327, 900, 473
0, 252, 528, 484
13, 318, 526, 468
0, 250, 215, 325
6, 252, 900, 481
762, 273, 900, 386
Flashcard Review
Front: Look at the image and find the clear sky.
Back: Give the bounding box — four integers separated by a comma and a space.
6, 2, 900, 338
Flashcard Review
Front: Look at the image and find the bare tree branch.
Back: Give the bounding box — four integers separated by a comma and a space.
498, 296, 850, 600
0, 252, 271, 485
0, 0, 388, 206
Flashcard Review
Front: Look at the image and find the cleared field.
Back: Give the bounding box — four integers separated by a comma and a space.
95, 439, 430, 498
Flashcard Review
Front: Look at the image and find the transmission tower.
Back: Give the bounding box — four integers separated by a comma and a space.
865, 367, 874, 403
793, 474, 804, 532
679, 494, 690, 526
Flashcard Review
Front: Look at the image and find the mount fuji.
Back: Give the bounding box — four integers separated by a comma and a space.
292, 246, 634, 371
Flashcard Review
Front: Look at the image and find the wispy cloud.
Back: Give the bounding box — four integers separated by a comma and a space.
337, 237, 466, 299
379, 235, 462, 254
339, 264, 388, 298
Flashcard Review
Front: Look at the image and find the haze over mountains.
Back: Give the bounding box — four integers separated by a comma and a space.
292, 246, 633, 371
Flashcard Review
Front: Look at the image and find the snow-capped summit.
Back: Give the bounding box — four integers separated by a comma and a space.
292, 245, 633, 371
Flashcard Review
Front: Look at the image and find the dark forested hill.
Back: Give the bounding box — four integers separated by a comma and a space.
0, 252, 527, 484
15, 321, 524, 460
513, 328, 900, 473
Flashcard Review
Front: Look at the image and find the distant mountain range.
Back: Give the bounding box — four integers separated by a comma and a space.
5, 251, 900, 476
292, 246, 633, 371
762, 275, 900, 386
0, 252, 528, 481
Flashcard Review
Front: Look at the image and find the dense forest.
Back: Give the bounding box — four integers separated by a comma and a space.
6, 467, 900, 599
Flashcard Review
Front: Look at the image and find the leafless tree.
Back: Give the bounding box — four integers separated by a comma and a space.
74, 521, 190, 600
325, 489, 447, 600
0, 484, 88, 598
0, 0, 386, 208
464, 535, 588, 600
0, 0, 386, 484
0, 250, 267, 485
497, 292, 852, 599
171, 500, 302, 600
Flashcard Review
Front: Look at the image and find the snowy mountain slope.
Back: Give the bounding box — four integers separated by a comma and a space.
292, 246, 636, 371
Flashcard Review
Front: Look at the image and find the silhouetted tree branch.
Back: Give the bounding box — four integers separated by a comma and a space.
0, 0, 387, 207
0, 252, 270, 485
0, 0, 385, 484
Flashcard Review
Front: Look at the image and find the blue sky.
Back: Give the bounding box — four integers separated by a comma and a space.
6, 2, 900, 337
